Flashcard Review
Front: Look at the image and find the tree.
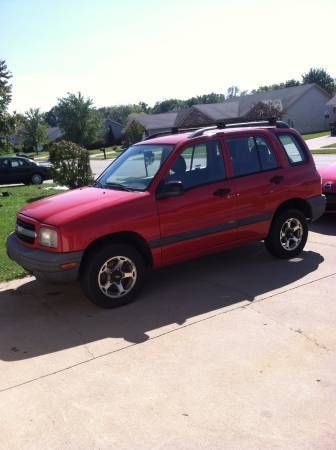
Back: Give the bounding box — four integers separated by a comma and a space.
19, 108, 48, 152
0, 59, 13, 153
283, 79, 301, 88
226, 86, 240, 99
49, 140, 93, 189
124, 121, 145, 145
151, 99, 184, 114
98, 103, 146, 125
0, 113, 17, 154
245, 101, 283, 121
55, 92, 101, 147
251, 79, 301, 94
0, 59, 11, 112
302, 67, 336, 95
43, 107, 59, 127
184, 92, 226, 107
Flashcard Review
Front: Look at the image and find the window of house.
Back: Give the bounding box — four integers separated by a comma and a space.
277, 134, 307, 164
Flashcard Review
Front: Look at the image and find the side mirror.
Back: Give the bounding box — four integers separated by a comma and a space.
156, 180, 184, 199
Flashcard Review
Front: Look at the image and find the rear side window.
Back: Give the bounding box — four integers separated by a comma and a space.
278, 134, 307, 165
227, 136, 278, 177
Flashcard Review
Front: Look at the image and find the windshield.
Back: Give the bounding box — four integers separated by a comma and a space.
96, 144, 174, 191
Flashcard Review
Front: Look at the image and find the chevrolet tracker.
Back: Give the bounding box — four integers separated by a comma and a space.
7, 119, 326, 308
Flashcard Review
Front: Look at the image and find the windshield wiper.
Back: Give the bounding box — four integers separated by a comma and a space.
103, 182, 135, 192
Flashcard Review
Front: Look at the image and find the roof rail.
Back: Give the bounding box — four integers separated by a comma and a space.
143, 126, 199, 141
189, 118, 289, 138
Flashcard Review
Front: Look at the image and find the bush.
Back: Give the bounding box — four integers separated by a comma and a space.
124, 121, 145, 145
0, 139, 14, 155
49, 140, 94, 189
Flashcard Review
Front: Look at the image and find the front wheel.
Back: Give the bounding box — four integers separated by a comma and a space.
31, 173, 43, 185
265, 209, 308, 259
80, 244, 145, 308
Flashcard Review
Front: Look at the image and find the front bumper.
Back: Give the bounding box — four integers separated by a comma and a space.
6, 233, 83, 283
307, 195, 326, 221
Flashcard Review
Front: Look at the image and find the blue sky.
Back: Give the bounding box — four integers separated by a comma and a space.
1, 0, 336, 113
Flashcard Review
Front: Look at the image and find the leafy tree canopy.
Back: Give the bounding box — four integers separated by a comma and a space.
55, 92, 101, 147
98, 103, 147, 125
301, 67, 336, 95
19, 108, 48, 152
0, 59, 12, 112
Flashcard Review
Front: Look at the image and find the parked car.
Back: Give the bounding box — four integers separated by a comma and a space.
7, 119, 325, 308
0, 156, 52, 185
318, 163, 336, 212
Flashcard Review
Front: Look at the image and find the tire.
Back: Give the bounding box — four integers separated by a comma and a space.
80, 243, 145, 308
31, 173, 43, 185
265, 209, 308, 259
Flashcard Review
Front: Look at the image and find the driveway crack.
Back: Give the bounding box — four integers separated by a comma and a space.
42, 300, 95, 360
248, 305, 331, 352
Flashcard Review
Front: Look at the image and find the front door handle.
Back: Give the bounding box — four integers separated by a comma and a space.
213, 188, 231, 197
270, 175, 284, 184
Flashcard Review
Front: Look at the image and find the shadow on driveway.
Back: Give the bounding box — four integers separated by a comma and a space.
310, 214, 336, 236
0, 241, 323, 362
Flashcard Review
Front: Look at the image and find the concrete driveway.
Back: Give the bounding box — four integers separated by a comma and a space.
0, 216, 335, 449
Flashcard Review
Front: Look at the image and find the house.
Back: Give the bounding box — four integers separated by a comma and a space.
126, 84, 331, 136
326, 94, 336, 124
126, 111, 180, 137
103, 119, 123, 144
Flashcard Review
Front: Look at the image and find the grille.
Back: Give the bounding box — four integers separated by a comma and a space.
16, 219, 36, 244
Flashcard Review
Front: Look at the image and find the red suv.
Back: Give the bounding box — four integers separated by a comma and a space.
7, 120, 326, 308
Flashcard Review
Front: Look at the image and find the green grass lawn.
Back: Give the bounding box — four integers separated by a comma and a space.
302, 131, 330, 140
310, 149, 336, 154
0, 184, 59, 282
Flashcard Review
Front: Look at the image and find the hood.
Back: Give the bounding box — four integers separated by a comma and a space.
20, 186, 147, 226
318, 163, 336, 181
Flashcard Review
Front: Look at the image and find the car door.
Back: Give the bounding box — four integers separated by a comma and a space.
0, 158, 11, 184
155, 139, 237, 265
224, 132, 287, 242
9, 158, 30, 183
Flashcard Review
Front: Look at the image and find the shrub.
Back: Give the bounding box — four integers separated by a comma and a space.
49, 140, 94, 189
124, 121, 145, 145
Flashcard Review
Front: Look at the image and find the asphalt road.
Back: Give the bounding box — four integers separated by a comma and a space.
0, 216, 335, 448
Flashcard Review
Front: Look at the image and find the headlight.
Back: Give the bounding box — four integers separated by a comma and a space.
39, 227, 58, 248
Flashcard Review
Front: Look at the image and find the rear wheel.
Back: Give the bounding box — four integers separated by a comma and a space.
80, 243, 145, 308
265, 209, 308, 259
31, 173, 43, 185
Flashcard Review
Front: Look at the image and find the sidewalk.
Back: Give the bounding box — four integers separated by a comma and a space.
306, 134, 336, 150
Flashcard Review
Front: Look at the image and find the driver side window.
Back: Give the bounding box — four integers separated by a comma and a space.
166, 140, 226, 190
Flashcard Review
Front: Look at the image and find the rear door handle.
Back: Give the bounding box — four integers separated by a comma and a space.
213, 188, 231, 197
270, 175, 284, 184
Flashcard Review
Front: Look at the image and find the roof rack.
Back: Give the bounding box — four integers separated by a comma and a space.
143, 118, 289, 141
143, 127, 199, 141
189, 118, 289, 138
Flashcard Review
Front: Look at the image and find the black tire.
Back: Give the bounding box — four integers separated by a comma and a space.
31, 173, 43, 185
80, 243, 145, 308
265, 209, 308, 259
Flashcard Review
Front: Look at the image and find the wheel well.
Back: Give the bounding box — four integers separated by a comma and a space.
80, 231, 153, 272
273, 198, 312, 221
